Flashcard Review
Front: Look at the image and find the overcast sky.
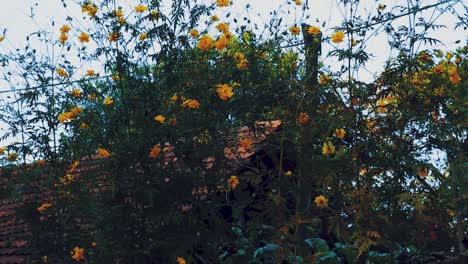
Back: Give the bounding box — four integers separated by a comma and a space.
0, 0, 465, 167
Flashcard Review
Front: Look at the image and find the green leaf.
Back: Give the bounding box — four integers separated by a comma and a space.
334, 243, 357, 263
253, 243, 279, 259
305, 238, 329, 253
318, 251, 341, 264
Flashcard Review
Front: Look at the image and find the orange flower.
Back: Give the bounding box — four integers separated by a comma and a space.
139, 33, 147, 41
149, 145, 161, 159
109, 32, 120, 42
154, 115, 165, 123
91, 242, 97, 247
215, 35, 229, 50
239, 137, 254, 150
289, 26, 300, 35
103, 96, 114, 105
216, 0, 230, 7
134, 5, 149, 13
307, 26, 320, 35
71, 247, 85, 261
82, 3, 98, 17
297, 112, 310, 124
37, 202, 52, 212
78, 32, 90, 43
417, 167, 429, 177
97, 148, 111, 158
319, 74, 331, 84
60, 25, 71, 34
227, 175, 239, 189
216, 22, 229, 34
432, 65, 444, 74
322, 142, 336, 156
182, 99, 201, 109
331, 31, 345, 43
314, 195, 328, 208
294, 0, 302, 6
56, 68, 69, 78
197, 34, 214, 51
335, 128, 345, 139
59, 33, 68, 45
70, 89, 81, 97
114, 9, 123, 17
211, 15, 219, 21
216, 84, 234, 100
189, 29, 199, 38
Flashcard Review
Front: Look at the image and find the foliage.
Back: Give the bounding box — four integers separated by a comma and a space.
0, 0, 466, 263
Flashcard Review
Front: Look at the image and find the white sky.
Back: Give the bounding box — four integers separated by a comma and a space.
0, 0, 465, 168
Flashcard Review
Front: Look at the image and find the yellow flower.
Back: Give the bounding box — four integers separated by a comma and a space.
80, 123, 88, 129
294, 0, 302, 6
60, 25, 71, 34
285, 170, 293, 176
71, 247, 85, 261
109, 32, 120, 42
97, 148, 111, 158
182, 99, 201, 109
88, 93, 97, 101
56, 68, 69, 78
114, 9, 123, 17
227, 175, 239, 189
216, 0, 230, 7
289, 26, 300, 35
7, 152, 18, 161
0, 147, 6, 155
154, 115, 165, 123
314, 195, 328, 208
297, 112, 310, 124
331, 31, 345, 43
417, 167, 429, 177
239, 137, 254, 150
78, 32, 90, 43
58, 112, 73, 123
112, 75, 121, 81
197, 34, 214, 51
189, 29, 199, 38
70, 106, 83, 116
86, 69, 96, 77
139, 33, 148, 41
307, 26, 320, 35
135, 5, 149, 13
378, 4, 386, 10
216, 84, 234, 100
59, 33, 68, 45
0, 36, 4, 42
319, 74, 331, 84
237, 60, 248, 69
177, 257, 186, 264
432, 65, 444, 74
149, 145, 161, 159
150, 10, 159, 20
211, 15, 219, 21
216, 23, 229, 34
103, 96, 114, 105
117, 17, 126, 24
335, 128, 345, 139
215, 35, 229, 50
82, 3, 98, 17
37, 202, 52, 212
70, 89, 81, 97
322, 142, 336, 156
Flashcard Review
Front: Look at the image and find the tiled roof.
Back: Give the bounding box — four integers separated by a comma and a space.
0, 120, 283, 263
0, 196, 33, 264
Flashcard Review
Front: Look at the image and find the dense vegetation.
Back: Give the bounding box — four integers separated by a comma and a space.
0, 0, 466, 263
